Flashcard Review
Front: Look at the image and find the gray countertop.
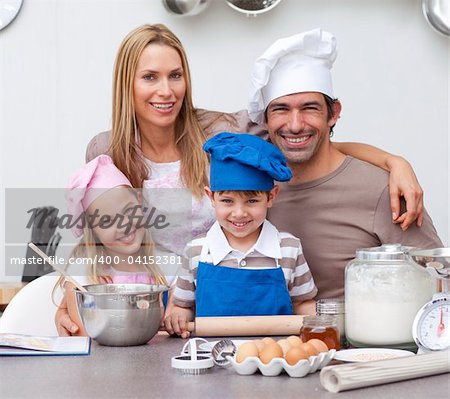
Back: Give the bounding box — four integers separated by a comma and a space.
0, 332, 448, 399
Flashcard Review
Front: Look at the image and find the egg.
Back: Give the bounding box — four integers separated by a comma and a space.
259, 343, 283, 364
253, 339, 265, 352
277, 339, 292, 356
261, 337, 276, 346
302, 342, 319, 357
236, 341, 259, 363
286, 335, 303, 347
307, 339, 329, 353
285, 346, 309, 366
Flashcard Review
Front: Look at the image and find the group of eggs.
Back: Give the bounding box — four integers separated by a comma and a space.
235, 336, 329, 366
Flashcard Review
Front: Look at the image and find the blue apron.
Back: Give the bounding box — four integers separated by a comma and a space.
195, 241, 293, 317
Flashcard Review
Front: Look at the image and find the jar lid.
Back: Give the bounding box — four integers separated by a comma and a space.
355, 243, 413, 261
316, 298, 345, 314
302, 314, 337, 328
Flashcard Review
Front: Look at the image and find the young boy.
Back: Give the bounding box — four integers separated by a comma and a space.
164, 132, 317, 338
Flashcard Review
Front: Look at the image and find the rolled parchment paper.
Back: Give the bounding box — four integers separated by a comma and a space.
320, 350, 450, 393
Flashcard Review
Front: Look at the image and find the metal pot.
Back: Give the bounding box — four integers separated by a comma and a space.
226, 0, 282, 16
422, 0, 450, 37
162, 0, 210, 16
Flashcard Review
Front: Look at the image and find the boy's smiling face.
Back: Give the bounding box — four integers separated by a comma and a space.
205, 187, 279, 250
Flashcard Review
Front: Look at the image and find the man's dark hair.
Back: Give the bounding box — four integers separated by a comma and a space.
324, 94, 338, 137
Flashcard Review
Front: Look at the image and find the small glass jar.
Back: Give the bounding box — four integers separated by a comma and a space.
345, 244, 436, 349
299, 315, 340, 350
316, 298, 346, 348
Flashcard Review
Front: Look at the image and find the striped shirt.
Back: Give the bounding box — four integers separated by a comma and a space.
172, 220, 317, 308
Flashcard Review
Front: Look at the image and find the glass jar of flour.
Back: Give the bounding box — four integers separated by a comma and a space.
345, 244, 436, 349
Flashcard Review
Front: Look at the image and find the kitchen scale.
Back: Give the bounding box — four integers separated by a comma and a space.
409, 248, 450, 353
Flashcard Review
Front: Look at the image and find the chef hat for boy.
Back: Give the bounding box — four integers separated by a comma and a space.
248, 28, 337, 124
203, 132, 292, 192
66, 155, 132, 237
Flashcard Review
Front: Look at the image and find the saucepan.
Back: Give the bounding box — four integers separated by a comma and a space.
226, 0, 283, 16
162, 0, 210, 16
422, 0, 450, 36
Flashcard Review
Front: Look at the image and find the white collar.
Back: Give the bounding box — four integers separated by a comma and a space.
205, 220, 282, 265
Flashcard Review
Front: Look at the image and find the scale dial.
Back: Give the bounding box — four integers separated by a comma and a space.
412, 296, 450, 351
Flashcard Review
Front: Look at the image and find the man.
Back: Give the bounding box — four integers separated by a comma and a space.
247, 28, 442, 299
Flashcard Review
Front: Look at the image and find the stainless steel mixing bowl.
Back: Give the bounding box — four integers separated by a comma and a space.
75, 284, 168, 346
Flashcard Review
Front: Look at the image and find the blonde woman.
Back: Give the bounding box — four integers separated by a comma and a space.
56, 24, 424, 335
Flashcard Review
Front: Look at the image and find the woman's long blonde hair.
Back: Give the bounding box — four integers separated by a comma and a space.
109, 24, 208, 198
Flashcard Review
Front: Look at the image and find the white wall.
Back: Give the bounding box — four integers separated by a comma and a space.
0, 0, 448, 281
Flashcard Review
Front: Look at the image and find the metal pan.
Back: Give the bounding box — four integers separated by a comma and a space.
422, 0, 450, 37
162, 0, 210, 16
226, 0, 282, 16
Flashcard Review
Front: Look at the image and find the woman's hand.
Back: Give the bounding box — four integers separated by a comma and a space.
386, 155, 424, 230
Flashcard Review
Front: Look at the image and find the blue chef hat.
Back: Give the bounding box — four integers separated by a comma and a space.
203, 132, 293, 191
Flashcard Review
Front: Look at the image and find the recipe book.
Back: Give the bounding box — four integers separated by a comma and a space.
0, 333, 91, 356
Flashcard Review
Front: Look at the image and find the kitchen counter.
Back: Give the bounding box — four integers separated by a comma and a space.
0, 282, 25, 311
0, 332, 448, 398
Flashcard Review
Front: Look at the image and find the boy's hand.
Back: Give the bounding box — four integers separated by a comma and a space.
293, 299, 316, 316
164, 306, 194, 339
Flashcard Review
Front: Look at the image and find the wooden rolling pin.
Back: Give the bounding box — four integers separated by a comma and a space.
186, 315, 304, 337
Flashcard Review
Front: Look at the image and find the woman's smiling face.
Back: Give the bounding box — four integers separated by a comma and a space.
133, 43, 186, 133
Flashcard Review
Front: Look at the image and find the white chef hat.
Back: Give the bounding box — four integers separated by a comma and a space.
248, 28, 337, 124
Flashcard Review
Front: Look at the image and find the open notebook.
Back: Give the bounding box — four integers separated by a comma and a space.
0, 333, 90, 356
